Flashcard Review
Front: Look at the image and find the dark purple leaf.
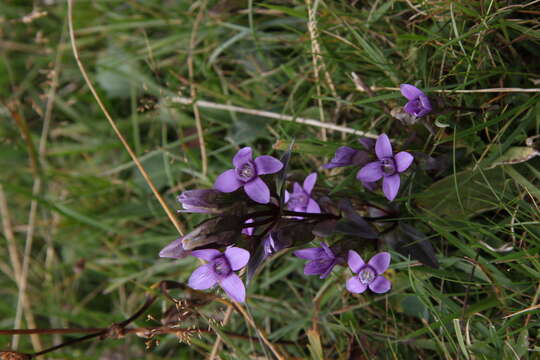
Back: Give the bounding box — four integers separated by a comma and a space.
382, 223, 439, 268
336, 199, 378, 239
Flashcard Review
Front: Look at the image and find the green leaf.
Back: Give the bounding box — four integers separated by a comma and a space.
401, 295, 430, 321
490, 146, 539, 168
416, 168, 509, 219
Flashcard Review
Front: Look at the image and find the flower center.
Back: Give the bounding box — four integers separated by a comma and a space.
236, 162, 256, 182
212, 256, 231, 277
289, 192, 309, 209
380, 157, 396, 175
358, 266, 376, 285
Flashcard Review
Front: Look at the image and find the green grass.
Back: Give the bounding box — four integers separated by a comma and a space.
1, 0, 539, 359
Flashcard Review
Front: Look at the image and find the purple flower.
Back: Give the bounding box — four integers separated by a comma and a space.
323, 138, 374, 169
188, 247, 250, 303
214, 147, 283, 204
294, 242, 343, 279
285, 172, 320, 214
177, 189, 222, 213
400, 84, 432, 118
356, 134, 413, 201
346, 250, 391, 294
159, 238, 191, 259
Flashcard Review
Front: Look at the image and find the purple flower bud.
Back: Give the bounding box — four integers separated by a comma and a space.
356, 134, 414, 201
346, 251, 391, 294
323, 142, 372, 169
181, 215, 243, 250
294, 242, 344, 279
188, 247, 250, 302
400, 84, 432, 118
177, 189, 224, 214
159, 237, 191, 259
214, 147, 283, 204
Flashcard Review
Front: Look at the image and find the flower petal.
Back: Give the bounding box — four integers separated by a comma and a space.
293, 182, 303, 194
294, 247, 324, 260
369, 276, 391, 293
323, 146, 358, 169
284, 190, 290, 204
219, 273, 246, 302
320, 260, 336, 279
214, 169, 243, 192
320, 242, 334, 258
304, 259, 331, 276
303, 172, 317, 194
382, 174, 400, 201
347, 250, 365, 273
400, 84, 423, 100
225, 247, 250, 271
419, 94, 432, 113
306, 198, 321, 214
368, 252, 391, 274
357, 161, 383, 183
404, 100, 420, 116
394, 151, 414, 172
244, 177, 270, 204
375, 133, 393, 159
233, 147, 252, 167
191, 249, 221, 261
346, 276, 367, 294
254, 155, 283, 175
159, 238, 191, 259
188, 264, 217, 290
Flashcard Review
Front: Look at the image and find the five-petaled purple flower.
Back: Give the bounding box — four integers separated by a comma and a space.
294, 242, 343, 279
285, 172, 320, 214
346, 250, 391, 294
357, 134, 413, 201
214, 147, 283, 204
188, 247, 250, 303
400, 84, 432, 118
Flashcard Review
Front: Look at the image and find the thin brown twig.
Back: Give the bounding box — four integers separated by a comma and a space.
0, 186, 43, 350
170, 96, 378, 138
188, 0, 208, 177
67, 0, 184, 235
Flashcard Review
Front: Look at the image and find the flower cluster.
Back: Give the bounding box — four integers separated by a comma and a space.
159, 84, 435, 303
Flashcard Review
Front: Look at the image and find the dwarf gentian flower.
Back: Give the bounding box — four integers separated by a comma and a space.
177, 189, 223, 213
188, 247, 250, 302
400, 84, 432, 118
357, 134, 413, 201
214, 147, 283, 204
294, 242, 343, 279
323, 138, 374, 169
346, 250, 391, 294
285, 172, 320, 214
